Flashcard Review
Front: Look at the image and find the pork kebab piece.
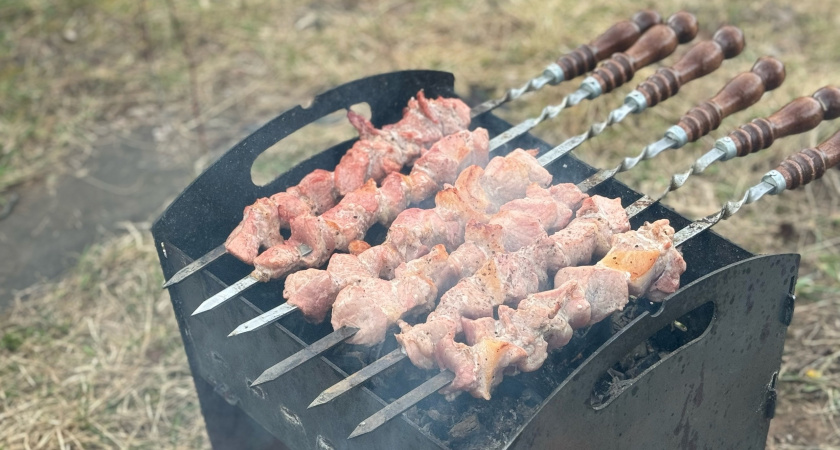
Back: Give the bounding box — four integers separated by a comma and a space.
437, 219, 684, 400
166, 91, 471, 288
249, 54, 783, 389
163, 9, 665, 288
191, 12, 699, 315
349, 130, 840, 438
275, 150, 559, 325
233, 23, 736, 336
348, 216, 680, 439
249, 181, 593, 385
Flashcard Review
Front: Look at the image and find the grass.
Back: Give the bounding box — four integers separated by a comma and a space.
1, 0, 839, 448
0, 228, 207, 449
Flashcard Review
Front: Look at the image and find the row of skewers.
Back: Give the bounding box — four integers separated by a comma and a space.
162, 10, 840, 438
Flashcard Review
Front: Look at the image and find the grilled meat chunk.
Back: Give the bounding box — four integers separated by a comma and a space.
435, 220, 686, 400
283, 150, 552, 323
250, 128, 489, 281
224, 198, 285, 264
396, 195, 629, 369
225, 91, 470, 265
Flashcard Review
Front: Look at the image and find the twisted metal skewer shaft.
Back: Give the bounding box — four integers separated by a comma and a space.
576, 131, 681, 191
673, 180, 776, 246
489, 88, 592, 149
470, 71, 560, 117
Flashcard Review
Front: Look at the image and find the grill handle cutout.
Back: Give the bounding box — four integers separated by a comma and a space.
589, 301, 715, 409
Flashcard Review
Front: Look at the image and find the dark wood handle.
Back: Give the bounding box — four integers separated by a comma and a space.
776, 129, 840, 190
729, 86, 840, 157
555, 10, 662, 80
676, 56, 786, 143
591, 12, 699, 94
636, 26, 745, 108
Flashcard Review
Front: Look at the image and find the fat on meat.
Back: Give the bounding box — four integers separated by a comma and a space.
434, 221, 686, 400
595, 219, 678, 297
226, 91, 470, 266
396, 195, 627, 370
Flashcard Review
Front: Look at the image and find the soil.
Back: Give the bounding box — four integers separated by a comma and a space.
0, 127, 223, 308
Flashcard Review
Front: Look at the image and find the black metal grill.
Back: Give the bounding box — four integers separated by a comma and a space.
152, 71, 799, 450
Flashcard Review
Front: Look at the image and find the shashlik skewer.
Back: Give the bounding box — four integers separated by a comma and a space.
233, 24, 738, 336
164, 92, 471, 288
267, 55, 783, 397
349, 129, 840, 438
229, 17, 718, 337
192, 127, 492, 315
349, 215, 677, 439
310, 58, 785, 407
163, 10, 665, 289
659, 85, 840, 201
191, 12, 699, 316
250, 182, 591, 385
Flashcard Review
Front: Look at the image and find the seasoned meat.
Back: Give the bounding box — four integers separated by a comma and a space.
227, 91, 471, 266
224, 198, 284, 264
434, 220, 686, 400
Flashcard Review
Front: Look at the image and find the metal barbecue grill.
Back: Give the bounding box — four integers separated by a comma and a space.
152, 70, 799, 449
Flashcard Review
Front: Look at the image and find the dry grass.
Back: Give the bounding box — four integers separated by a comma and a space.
2, 0, 840, 448
0, 227, 207, 449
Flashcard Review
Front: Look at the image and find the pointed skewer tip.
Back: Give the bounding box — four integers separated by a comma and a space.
308, 395, 327, 409
250, 374, 270, 387
348, 422, 372, 439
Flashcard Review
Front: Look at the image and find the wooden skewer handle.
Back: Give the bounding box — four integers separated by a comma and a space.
675, 56, 786, 143
555, 10, 662, 80
589, 11, 698, 94
729, 86, 840, 157
775, 129, 840, 190
635, 25, 745, 108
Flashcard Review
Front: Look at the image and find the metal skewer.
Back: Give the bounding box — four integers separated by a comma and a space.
660, 85, 840, 201
163, 10, 664, 290
348, 126, 840, 439
535, 25, 744, 165
233, 22, 731, 339
190, 244, 311, 316
245, 51, 777, 390
193, 13, 699, 318
577, 56, 785, 193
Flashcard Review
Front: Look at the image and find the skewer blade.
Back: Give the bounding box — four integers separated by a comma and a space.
163, 244, 227, 288
348, 371, 455, 439
469, 73, 555, 118
309, 349, 407, 408
191, 275, 259, 316
251, 326, 360, 386
228, 303, 300, 337
673, 180, 775, 247
624, 194, 657, 218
